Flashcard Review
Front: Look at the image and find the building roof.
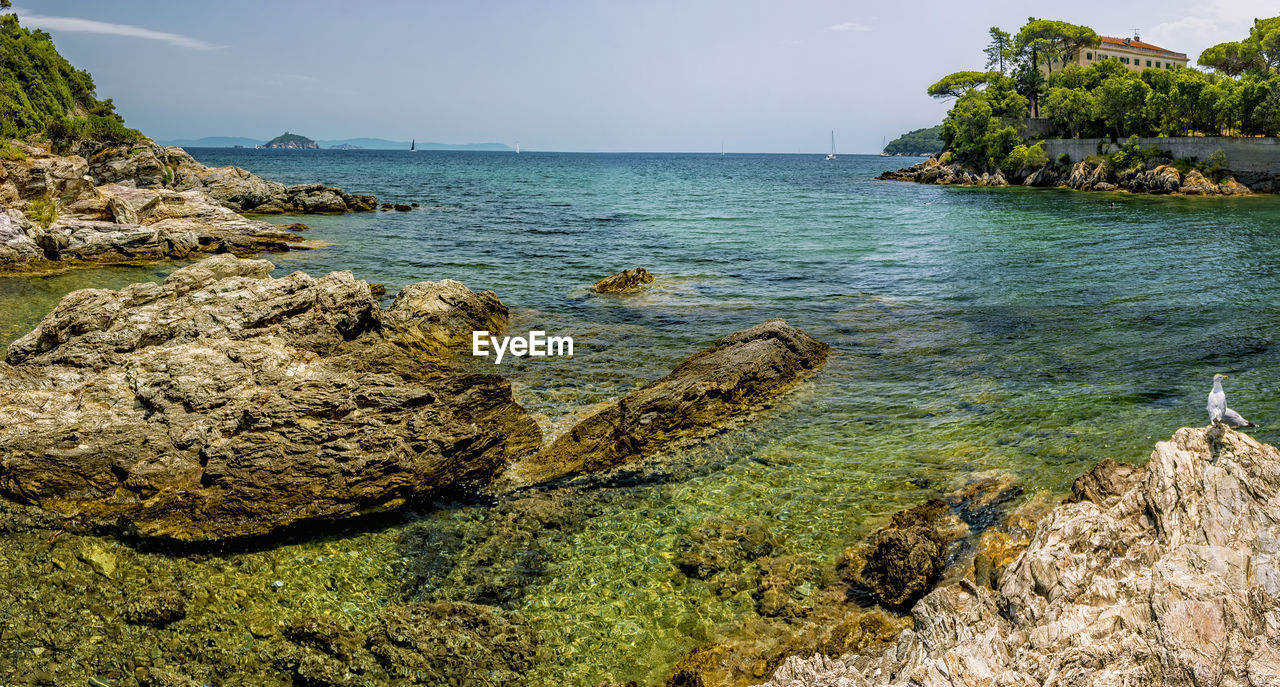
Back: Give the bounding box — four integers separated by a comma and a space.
1098, 35, 1185, 57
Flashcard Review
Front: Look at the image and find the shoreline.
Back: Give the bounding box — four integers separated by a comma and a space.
879, 151, 1267, 197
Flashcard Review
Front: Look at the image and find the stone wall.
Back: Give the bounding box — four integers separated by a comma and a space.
1040, 136, 1280, 184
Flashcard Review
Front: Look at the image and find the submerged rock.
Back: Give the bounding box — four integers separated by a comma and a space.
838, 500, 966, 611
592, 267, 656, 293
757, 426, 1280, 686
509, 319, 828, 485
676, 517, 777, 580
0, 255, 540, 540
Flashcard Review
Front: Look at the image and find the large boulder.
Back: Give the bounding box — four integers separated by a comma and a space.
757, 426, 1280, 686
381, 279, 509, 357
0, 256, 540, 540
508, 319, 828, 485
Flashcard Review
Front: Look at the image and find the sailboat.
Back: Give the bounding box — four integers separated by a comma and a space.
516, 142, 520, 154
410, 139, 416, 152
826, 131, 836, 160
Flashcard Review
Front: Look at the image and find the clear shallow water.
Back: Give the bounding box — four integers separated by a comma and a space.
5, 150, 1280, 683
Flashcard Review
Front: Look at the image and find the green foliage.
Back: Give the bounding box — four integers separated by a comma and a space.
27, 198, 57, 228
1057, 153, 1071, 166
985, 27, 1013, 75
1042, 86, 1096, 137
1108, 135, 1170, 171
1202, 150, 1230, 182
1000, 141, 1049, 174
927, 71, 997, 100
884, 125, 945, 155
0, 12, 138, 144
162, 165, 174, 186
264, 131, 317, 147
0, 141, 26, 160
941, 74, 1028, 169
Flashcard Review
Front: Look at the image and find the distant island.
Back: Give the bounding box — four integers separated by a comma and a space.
159, 135, 514, 151
260, 132, 319, 149
883, 125, 944, 156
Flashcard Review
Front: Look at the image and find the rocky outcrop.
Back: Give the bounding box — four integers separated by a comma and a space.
838, 501, 967, 611
0, 182, 310, 273
380, 279, 509, 358
880, 153, 1263, 196
756, 426, 1280, 686
0, 255, 541, 540
592, 267, 655, 293
506, 319, 829, 485
15, 139, 378, 214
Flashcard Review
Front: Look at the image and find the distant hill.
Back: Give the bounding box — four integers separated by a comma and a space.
159, 136, 262, 148
158, 136, 514, 151
883, 125, 944, 156
263, 132, 319, 149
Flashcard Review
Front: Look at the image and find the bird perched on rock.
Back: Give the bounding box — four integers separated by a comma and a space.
1207, 374, 1256, 428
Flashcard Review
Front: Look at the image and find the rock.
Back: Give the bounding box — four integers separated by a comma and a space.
1066, 458, 1142, 506
1220, 176, 1253, 196
278, 222, 310, 232
380, 279, 509, 358
591, 267, 655, 293
838, 500, 965, 610
77, 543, 117, 578
1179, 169, 1217, 195
0, 255, 541, 540
137, 669, 203, 687
393, 204, 412, 212
0, 180, 312, 273
675, 518, 777, 580
123, 583, 187, 627
369, 601, 535, 685
756, 427, 1280, 686
510, 319, 828, 485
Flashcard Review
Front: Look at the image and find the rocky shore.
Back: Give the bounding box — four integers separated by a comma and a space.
756, 425, 1280, 686
879, 151, 1259, 196
0, 138, 377, 273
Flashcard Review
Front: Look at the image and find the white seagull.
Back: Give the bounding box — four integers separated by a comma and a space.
1207, 374, 1256, 428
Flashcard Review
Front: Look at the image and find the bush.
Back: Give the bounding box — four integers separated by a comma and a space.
1057, 153, 1072, 166
0, 141, 26, 160
1171, 156, 1198, 175
47, 114, 141, 151
27, 198, 58, 228
1202, 149, 1230, 182
1109, 135, 1170, 171
1000, 141, 1049, 174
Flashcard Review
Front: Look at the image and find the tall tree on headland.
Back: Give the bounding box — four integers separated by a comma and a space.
1012, 19, 1098, 117
985, 27, 1013, 75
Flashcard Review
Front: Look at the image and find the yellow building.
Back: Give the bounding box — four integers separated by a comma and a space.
1047, 34, 1189, 72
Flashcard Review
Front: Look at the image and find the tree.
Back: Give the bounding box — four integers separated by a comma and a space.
927, 71, 997, 100
985, 27, 1013, 75
1014, 18, 1100, 75
1094, 73, 1151, 139
1042, 86, 1095, 137
1198, 41, 1264, 77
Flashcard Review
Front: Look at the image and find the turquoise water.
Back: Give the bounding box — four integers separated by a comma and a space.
4, 150, 1280, 683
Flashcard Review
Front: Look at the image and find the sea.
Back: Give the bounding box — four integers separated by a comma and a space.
3, 149, 1279, 683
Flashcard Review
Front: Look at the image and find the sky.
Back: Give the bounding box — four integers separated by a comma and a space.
6, 0, 1277, 153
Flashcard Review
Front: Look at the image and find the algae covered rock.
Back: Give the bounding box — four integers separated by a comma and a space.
0, 255, 541, 540
591, 266, 655, 293
838, 500, 963, 610
512, 319, 828, 484
675, 517, 777, 580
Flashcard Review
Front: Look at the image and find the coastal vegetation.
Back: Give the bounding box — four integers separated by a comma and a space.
930, 16, 1280, 172
882, 125, 944, 155
0, 5, 140, 149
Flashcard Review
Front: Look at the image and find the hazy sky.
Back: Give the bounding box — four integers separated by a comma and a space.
7, 0, 1276, 152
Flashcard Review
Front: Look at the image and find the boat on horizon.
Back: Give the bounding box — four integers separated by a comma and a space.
410, 139, 416, 152
826, 131, 836, 160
